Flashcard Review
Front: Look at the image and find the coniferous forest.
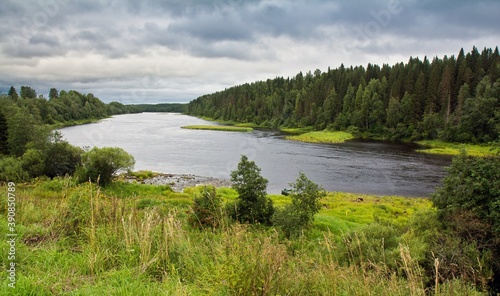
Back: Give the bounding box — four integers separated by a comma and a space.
187, 47, 500, 143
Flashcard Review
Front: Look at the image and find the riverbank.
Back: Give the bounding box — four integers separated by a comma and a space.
190, 115, 498, 156
415, 140, 497, 157
181, 125, 253, 132
124, 173, 233, 191
49, 117, 108, 129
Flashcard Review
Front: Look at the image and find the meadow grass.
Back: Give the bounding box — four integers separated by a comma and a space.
415, 140, 497, 157
285, 130, 355, 144
0, 178, 484, 295
181, 125, 253, 132
279, 127, 315, 135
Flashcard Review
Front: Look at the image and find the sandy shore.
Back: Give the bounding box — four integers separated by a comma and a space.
125, 173, 233, 192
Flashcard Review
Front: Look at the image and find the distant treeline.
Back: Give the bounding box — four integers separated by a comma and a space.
128, 103, 186, 113
1, 86, 135, 125
187, 46, 500, 143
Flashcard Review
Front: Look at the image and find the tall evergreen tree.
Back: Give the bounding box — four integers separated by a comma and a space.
0, 111, 9, 154
49, 88, 58, 100
20, 86, 37, 99
8, 86, 18, 100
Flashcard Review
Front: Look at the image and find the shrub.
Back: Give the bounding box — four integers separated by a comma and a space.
431, 152, 500, 293
77, 147, 135, 186
189, 186, 225, 229
43, 141, 82, 178
0, 156, 28, 182
230, 155, 274, 225
273, 173, 326, 238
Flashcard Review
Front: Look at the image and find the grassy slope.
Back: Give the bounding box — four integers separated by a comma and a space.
0, 179, 479, 295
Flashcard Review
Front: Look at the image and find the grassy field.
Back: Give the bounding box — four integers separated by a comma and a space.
285, 130, 355, 144
415, 140, 497, 157
0, 178, 483, 295
181, 125, 253, 132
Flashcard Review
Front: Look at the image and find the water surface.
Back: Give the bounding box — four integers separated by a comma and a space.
59, 113, 451, 196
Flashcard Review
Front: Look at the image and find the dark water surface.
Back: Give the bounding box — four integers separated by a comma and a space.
59, 113, 451, 196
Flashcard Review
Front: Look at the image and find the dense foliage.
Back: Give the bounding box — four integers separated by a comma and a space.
187, 46, 500, 143
273, 173, 326, 238
229, 155, 274, 225
0, 87, 139, 183
128, 103, 186, 113
431, 152, 500, 292
76, 147, 135, 186
0, 87, 135, 126
189, 186, 226, 229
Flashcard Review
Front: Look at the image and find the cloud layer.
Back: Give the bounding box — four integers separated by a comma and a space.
1, 0, 499, 103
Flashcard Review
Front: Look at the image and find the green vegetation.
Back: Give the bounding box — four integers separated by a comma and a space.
416, 140, 497, 156
189, 186, 226, 229
127, 103, 186, 113
273, 173, 326, 238
430, 153, 500, 292
187, 46, 500, 147
0, 86, 152, 185
228, 155, 274, 225
1, 164, 494, 295
76, 147, 135, 186
2, 47, 499, 294
286, 130, 355, 144
181, 125, 253, 132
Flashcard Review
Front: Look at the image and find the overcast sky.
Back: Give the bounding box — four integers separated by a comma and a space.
1, 0, 499, 104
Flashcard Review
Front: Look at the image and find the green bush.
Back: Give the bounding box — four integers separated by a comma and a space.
77, 147, 135, 186
431, 152, 500, 293
273, 173, 326, 238
230, 155, 274, 225
21, 148, 45, 178
43, 140, 82, 178
0, 156, 28, 182
189, 186, 226, 229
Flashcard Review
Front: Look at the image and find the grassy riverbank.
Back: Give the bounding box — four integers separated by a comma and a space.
190, 116, 497, 156
181, 125, 253, 132
49, 117, 107, 129
1, 178, 481, 295
415, 140, 497, 157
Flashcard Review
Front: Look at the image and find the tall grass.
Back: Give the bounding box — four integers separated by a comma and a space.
0, 178, 487, 295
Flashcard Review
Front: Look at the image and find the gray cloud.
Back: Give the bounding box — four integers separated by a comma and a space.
1, 0, 499, 103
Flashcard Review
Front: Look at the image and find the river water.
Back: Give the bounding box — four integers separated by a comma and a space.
59, 113, 451, 196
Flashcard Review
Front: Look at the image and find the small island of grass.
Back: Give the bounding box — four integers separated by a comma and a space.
285, 130, 355, 144
181, 125, 253, 132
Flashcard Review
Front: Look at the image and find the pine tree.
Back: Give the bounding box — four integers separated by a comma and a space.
8, 86, 18, 100
0, 111, 9, 154
49, 88, 58, 100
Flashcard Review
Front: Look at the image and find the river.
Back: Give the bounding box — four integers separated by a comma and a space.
59, 113, 452, 196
